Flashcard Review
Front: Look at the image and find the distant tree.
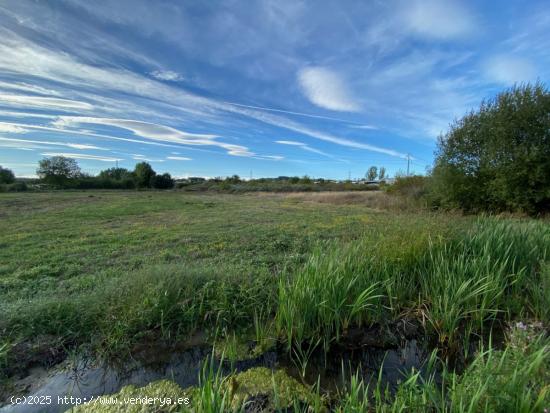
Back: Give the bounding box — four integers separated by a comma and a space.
366, 166, 378, 181
99, 167, 133, 181
37, 156, 81, 187
289, 176, 300, 184
225, 174, 241, 184
0, 166, 15, 184
432, 82, 550, 214
151, 172, 174, 189
134, 162, 156, 188
300, 175, 312, 184
379, 167, 387, 181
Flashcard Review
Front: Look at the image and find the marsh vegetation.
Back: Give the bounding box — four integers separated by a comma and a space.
0, 191, 548, 412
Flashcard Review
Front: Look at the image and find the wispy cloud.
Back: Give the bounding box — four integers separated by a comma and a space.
484, 55, 537, 85
40, 152, 122, 162
132, 154, 165, 162
53, 116, 256, 157
0, 80, 62, 96
0, 136, 106, 150
275, 139, 329, 156
150, 70, 184, 81
402, 0, 476, 40
0, 94, 94, 111
349, 124, 378, 130
0, 123, 27, 133
298, 67, 360, 112
167, 156, 192, 161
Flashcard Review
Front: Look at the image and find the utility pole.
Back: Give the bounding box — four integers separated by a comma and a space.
407, 154, 410, 176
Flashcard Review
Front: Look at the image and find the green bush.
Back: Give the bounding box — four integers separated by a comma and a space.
432, 82, 550, 215
7, 182, 28, 192
386, 175, 429, 198
0, 166, 15, 184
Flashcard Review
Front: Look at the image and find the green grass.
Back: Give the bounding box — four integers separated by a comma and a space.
0, 191, 459, 374
1, 191, 548, 411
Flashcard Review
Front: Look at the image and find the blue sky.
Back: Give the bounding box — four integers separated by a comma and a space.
1, 0, 549, 179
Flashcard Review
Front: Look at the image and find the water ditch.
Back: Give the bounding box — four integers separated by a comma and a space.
1, 327, 434, 412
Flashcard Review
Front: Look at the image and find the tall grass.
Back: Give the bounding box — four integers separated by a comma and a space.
334, 327, 549, 412
276, 217, 549, 353
276, 242, 384, 351
417, 219, 549, 349
1, 262, 277, 371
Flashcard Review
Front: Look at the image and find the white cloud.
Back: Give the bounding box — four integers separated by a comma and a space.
0, 123, 27, 133
275, 139, 330, 157
0, 94, 93, 111
484, 55, 537, 85
0, 81, 61, 96
40, 152, 122, 162
402, 0, 475, 40
297, 67, 360, 112
66, 143, 106, 150
350, 124, 378, 130
224, 101, 358, 123
229, 106, 408, 158
275, 140, 304, 146
167, 156, 192, 161
0, 30, 407, 159
0, 137, 106, 150
53, 116, 256, 157
150, 70, 184, 81
132, 154, 165, 162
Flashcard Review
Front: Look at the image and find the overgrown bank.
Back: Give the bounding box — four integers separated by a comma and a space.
1, 192, 548, 410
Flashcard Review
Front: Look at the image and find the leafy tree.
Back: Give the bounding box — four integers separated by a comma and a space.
0, 166, 15, 184
37, 156, 81, 187
151, 173, 174, 189
366, 166, 378, 181
379, 167, 387, 181
432, 82, 550, 214
225, 174, 241, 184
134, 162, 156, 188
99, 167, 133, 181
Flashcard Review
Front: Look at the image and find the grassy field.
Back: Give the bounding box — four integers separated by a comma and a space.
1, 191, 549, 411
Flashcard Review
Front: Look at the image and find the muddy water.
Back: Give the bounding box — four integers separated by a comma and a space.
0, 340, 430, 412
281, 339, 430, 394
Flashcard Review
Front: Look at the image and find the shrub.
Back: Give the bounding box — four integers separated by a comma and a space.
0, 166, 15, 184
386, 175, 429, 198
432, 82, 550, 214
6, 182, 28, 192
151, 173, 174, 189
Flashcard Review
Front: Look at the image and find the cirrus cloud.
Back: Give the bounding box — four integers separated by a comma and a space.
40, 152, 122, 161
150, 70, 184, 81
484, 55, 537, 85
297, 67, 360, 112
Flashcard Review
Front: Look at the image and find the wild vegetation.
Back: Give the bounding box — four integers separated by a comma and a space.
1, 84, 549, 411
430, 83, 550, 215
0, 191, 548, 411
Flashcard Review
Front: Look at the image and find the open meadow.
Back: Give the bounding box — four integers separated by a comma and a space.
0, 191, 548, 412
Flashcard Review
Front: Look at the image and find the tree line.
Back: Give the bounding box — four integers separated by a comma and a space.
33, 158, 175, 189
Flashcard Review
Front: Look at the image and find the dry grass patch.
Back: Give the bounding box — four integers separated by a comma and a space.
256, 191, 420, 210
